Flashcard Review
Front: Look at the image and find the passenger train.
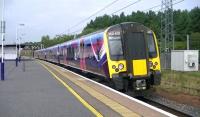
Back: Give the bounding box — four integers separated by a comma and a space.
35, 22, 161, 91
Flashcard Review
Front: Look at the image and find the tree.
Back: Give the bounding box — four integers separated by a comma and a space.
41, 35, 50, 48
190, 32, 200, 50
174, 10, 190, 41
189, 7, 200, 33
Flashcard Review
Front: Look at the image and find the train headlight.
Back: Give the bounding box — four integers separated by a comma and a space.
118, 63, 124, 70
155, 62, 158, 66
112, 65, 116, 69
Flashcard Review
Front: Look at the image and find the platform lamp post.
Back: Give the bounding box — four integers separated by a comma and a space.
1, 0, 5, 81
15, 26, 18, 66
19, 33, 25, 62
16, 23, 25, 64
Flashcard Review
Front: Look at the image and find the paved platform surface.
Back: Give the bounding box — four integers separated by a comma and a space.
0, 59, 175, 117
40, 60, 176, 117
0, 60, 94, 117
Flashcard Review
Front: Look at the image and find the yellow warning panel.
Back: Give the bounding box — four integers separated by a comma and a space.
133, 59, 147, 76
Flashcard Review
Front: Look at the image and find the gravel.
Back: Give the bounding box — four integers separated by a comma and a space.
144, 93, 200, 117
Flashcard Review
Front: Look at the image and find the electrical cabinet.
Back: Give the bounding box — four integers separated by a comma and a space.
171, 50, 199, 71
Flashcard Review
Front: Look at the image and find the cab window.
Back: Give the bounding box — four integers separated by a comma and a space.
147, 34, 157, 58
108, 34, 124, 60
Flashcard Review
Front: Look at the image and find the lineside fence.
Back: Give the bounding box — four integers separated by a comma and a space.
159, 34, 200, 96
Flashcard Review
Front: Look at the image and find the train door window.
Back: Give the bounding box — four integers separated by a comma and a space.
67, 46, 70, 59
96, 38, 102, 60
50, 50, 52, 58
86, 42, 91, 58
69, 47, 72, 59
70, 45, 74, 59
61, 47, 63, 56
64, 46, 67, 56
80, 41, 84, 59
74, 43, 79, 60
68, 47, 71, 59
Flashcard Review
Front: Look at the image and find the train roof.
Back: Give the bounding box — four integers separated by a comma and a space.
106, 22, 152, 31
79, 29, 105, 38
35, 22, 153, 52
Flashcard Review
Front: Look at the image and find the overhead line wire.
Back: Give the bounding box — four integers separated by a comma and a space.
154, 0, 185, 12
69, 0, 143, 34
67, 0, 185, 35
67, 0, 121, 33
111, 0, 141, 15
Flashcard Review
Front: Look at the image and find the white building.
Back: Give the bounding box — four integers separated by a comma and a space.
0, 44, 25, 60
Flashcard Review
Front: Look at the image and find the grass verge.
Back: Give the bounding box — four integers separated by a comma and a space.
156, 70, 200, 96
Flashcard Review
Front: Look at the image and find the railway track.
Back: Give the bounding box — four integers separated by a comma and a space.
45, 60, 196, 117
134, 97, 191, 117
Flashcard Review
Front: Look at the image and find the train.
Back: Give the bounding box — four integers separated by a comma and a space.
35, 22, 161, 92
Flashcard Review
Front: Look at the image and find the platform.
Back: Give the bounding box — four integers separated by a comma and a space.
0, 60, 95, 117
0, 59, 176, 117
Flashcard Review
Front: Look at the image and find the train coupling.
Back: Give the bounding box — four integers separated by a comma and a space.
135, 80, 146, 90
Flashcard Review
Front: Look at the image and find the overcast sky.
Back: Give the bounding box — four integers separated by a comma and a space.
0, 0, 199, 44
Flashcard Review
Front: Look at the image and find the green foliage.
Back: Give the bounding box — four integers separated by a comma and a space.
83, 10, 161, 40
174, 10, 190, 41
190, 32, 200, 50
80, 28, 96, 36
189, 7, 200, 33
41, 35, 50, 48
174, 41, 187, 50
40, 34, 74, 48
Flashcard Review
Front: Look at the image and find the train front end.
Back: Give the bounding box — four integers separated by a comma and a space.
104, 22, 161, 91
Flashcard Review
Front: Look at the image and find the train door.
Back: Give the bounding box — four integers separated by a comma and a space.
57, 46, 60, 64
80, 39, 86, 71
64, 45, 68, 65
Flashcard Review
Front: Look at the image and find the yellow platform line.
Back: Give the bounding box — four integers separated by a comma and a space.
40, 60, 141, 117
38, 61, 103, 117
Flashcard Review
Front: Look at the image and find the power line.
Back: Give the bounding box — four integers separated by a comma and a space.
153, 0, 184, 13
66, 0, 121, 34
66, 0, 184, 35
111, 0, 141, 15
143, 4, 161, 12
143, 0, 184, 12
68, 0, 142, 35
172, 0, 184, 6
70, 28, 83, 35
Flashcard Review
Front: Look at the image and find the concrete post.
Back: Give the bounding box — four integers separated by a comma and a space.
187, 34, 189, 50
